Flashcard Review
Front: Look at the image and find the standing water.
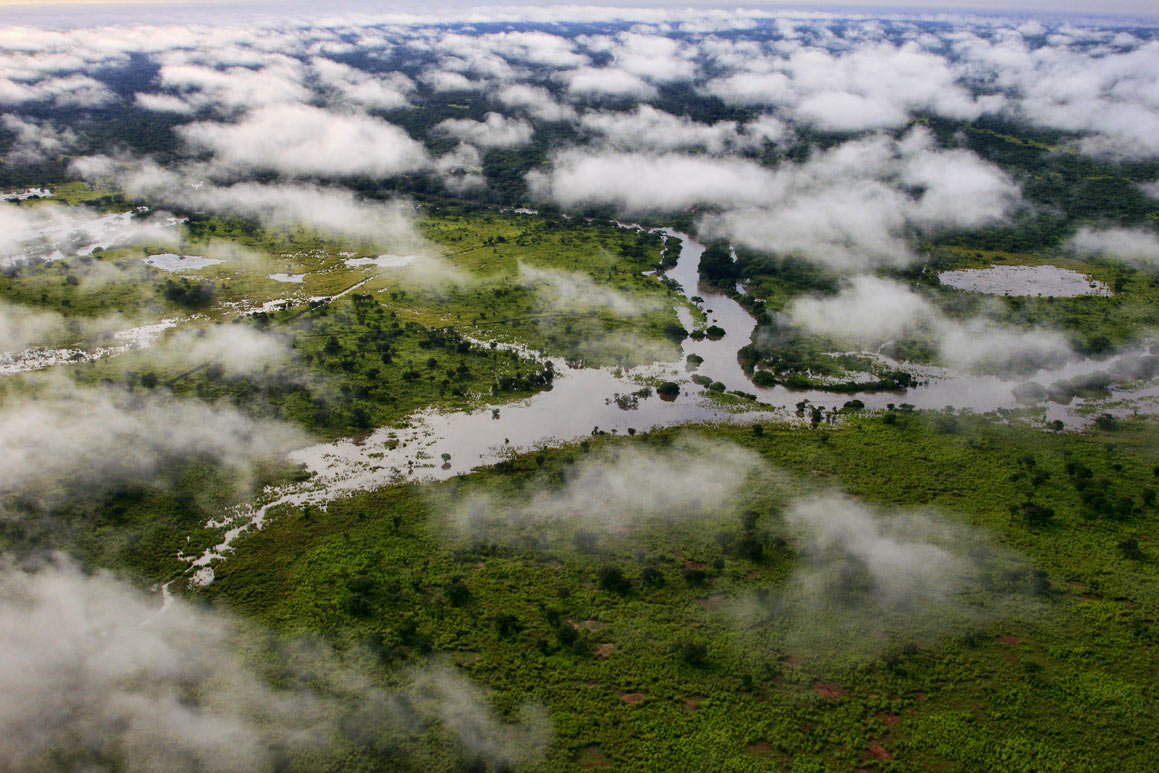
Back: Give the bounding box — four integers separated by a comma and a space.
175, 228, 1159, 589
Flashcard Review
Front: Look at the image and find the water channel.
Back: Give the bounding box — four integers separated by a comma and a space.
177, 226, 1159, 589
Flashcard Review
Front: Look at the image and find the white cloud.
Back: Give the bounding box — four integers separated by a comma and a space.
140, 60, 309, 114
578, 105, 784, 154
0, 558, 550, 771
1, 115, 76, 164
177, 104, 430, 178
493, 84, 576, 122
76, 157, 428, 249
564, 67, 657, 100
434, 112, 533, 148
1067, 227, 1159, 266
788, 275, 1072, 371
534, 128, 1017, 271
518, 263, 655, 316
311, 57, 413, 110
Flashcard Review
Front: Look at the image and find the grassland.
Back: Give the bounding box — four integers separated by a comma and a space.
194, 412, 1159, 771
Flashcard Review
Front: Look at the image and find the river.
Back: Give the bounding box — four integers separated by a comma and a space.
174, 226, 1159, 590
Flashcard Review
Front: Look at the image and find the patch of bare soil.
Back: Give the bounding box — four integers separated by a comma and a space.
576, 746, 612, 769
619, 692, 644, 704
696, 594, 728, 612
814, 682, 845, 700
596, 643, 617, 659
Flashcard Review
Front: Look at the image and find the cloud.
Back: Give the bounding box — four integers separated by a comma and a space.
599, 31, 697, 84
0, 199, 179, 266
1, 115, 77, 164
448, 437, 764, 539
0, 73, 116, 108
787, 274, 1072, 372
0, 300, 63, 353
434, 112, 533, 148
75, 157, 428, 249
311, 57, 414, 110
158, 324, 290, 378
0, 377, 306, 501
564, 67, 657, 99
517, 263, 656, 316
1066, 226, 1159, 266
741, 495, 1033, 661
137, 59, 309, 114
0, 557, 550, 771
475, 30, 588, 68
177, 104, 430, 179
701, 41, 998, 132
493, 83, 576, 122
420, 70, 480, 92
577, 105, 786, 154
534, 127, 1017, 271
528, 150, 780, 212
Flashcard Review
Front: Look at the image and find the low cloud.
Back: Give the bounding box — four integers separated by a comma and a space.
0, 378, 306, 504
0, 300, 63, 353
178, 103, 431, 179
158, 324, 290, 378
75, 157, 428, 250
137, 59, 309, 114
311, 57, 414, 110
788, 275, 1071, 372
534, 128, 1017, 271
564, 67, 657, 100
0, 557, 550, 771
0, 199, 179, 266
1066, 227, 1159, 267
493, 83, 576, 122
578, 105, 786, 154
738, 495, 1034, 661
517, 263, 656, 316
1, 115, 77, 164
448, 437, 765, 539
434, 112, 534, 149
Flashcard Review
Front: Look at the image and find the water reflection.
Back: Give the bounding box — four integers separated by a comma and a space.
181, 227, 1158, 586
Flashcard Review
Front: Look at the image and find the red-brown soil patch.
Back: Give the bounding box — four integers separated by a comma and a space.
595, 643, 617, 659
779, 654, 800, 666
876, 712, 900, 726
746, 741, 773, 754
913, 692, 928, 702
449, 651, 481, 665
576, 746, 612, 769
684, 696, 705, 712
696, 594, 728, 612
867, 743, 893, 760
814, 682, 844, 700
1081, 593, 1103, 601
999, 636, 1021, 645
800, 722, 813, 733
568, 619, 606, 632
675, 552, 707, 570
744, 571, 761, 579
619, 693, 644, 704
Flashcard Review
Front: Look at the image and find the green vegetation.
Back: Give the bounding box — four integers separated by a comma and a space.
192, 412, 1159, 771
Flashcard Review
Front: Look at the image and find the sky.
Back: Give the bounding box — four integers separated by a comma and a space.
0, 0, 1156, 28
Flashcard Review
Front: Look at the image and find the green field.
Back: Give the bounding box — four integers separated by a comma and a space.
189, 412, 1159, 771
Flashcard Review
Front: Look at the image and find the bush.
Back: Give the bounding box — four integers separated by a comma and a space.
445, 577, 471, 606
640, 566, 665, 589
597, 565, 631, 595
677, 642, 708, 666
494, 613, 521, 639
